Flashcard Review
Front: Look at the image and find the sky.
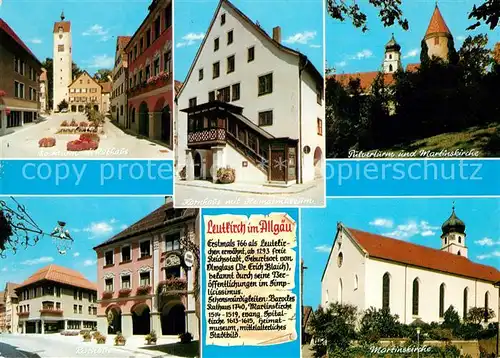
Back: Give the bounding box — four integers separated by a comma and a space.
326, 0, 500, 73
0, 0, 151, 74
301, 198, 500, 309
174, 0, 324, 82
0, 196, 164, 290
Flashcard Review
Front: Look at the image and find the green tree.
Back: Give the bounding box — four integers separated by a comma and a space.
447, 37, 459, 65
41, 58, 54, 109
93, 69, 112, 82
442, 306, 461, 331
84, 102, 105, 127
57, 99, 68, 111
72, 62, 83, 80
466, 307, 495, 324
308, 302, 358, 357
459, 34, 492, 84
468, 0, 500, 30
359, 307, 403, 343
420, 39, 430, 67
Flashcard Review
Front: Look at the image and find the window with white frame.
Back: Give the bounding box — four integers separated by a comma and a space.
140, 271, 151, 286
165, 233, 180, 252
140, 241, 151, 257
104, 250, 114, 266
121, 246, 131, 262
121, 275, 131, 289
105, 278, 114, 292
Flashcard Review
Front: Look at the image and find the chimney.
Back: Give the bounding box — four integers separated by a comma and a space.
272, 26, 281, 44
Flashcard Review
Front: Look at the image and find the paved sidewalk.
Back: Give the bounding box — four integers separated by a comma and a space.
175, 178, 323, 195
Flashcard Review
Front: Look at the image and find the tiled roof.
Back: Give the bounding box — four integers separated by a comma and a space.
5, 282, 19, 298
53, 21, 71, 33
425, 5, 451, 37
0, 19, 38, 61
332, 71, 395, 92
347, 227, 500, 283
406, 63, 420, 72
93, 201, 197, 249
118, 36, 132, 50
100, 81, 112, 93
16, 264, 97, 291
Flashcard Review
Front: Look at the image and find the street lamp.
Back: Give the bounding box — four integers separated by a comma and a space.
416, 327, 421, 358
0, 197, 73, 258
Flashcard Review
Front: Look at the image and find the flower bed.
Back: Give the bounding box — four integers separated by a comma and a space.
67, 136, 99, 151
79, 121, 89, 127
61, 120, 69, 127
70, 119, 78, 126
79, 133, 100, 143
217, 167, 236, 184
38, 137, 56, 148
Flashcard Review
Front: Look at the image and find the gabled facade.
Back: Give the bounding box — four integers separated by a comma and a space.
68, 71, 103, 113
321, 211, 500, 325
3, 282, 20, 332
111, 36, 131, 127
175, 0, 324, 185
93, 198, 200, 339
0, 19, 42, 135
125, 0, 173, 148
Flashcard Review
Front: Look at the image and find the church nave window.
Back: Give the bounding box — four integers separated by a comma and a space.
382, 273, 390, 310
439, 283, 445, 318
412, 279, 419, 316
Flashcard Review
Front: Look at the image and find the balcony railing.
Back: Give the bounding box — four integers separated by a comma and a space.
187, 128, 226, 146
158, 278, 187, 295
39, 309, 63, 316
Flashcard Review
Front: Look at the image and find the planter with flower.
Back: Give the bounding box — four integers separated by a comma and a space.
102, 291, 113, 299
38, 137, 56, 148
179, 332, 193, 344
158, 278, 188, 294
70, 119, 78, 126
114, 332, 126, 346
128, 72, 171, 97
61, 120, 69, 127
136, 285, 151, 295
92, 331, 101, 340
96, 334, 106, 344
145, 330, 157, 345
118, 288, 132, 297
79, 121, 88, 128
217, 167, 236, 184
83, 331, 92, 342
179, 166, 186, 180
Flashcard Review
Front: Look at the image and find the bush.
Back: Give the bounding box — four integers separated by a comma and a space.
38, 137, 56, 148
217, 167, 235, 184
83, 331, 91, 341
179, 332, 193, 344
145, 330, 157, 344
67, 139, 99, 151
114, 332, 126, 345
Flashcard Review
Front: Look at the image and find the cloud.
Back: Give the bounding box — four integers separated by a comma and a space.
73, 252, 80, 257
370, 218, 394, 229
476, 251, 500, 260
383, 220, 439, 240
284, 31, 316, 45
82, 24, 111, 41
335, 61, 347, 68
309, 44, 321, 48
120, 224, 128, 230
176, 32, 205, 48
350, 49, 373, 60
21, 256, 54, 266
28, 38, 42, 44
83, 259, 96, 267
84, 221, 113, 236
457, 35, 466, 41
474, 237, 500, 246
85, 55, 114, 69
403, 48, 419, 59
315, 245, 331, 253
1, 267, 7, 272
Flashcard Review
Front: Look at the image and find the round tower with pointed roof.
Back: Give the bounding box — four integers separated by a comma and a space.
440, 204, 467, 257
424, 4, 453, 61
383, 34, 402, 74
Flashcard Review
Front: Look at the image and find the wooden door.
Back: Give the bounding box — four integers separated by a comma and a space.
270, 149, 286, 182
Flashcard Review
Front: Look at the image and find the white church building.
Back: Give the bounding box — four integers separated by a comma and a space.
321, 207, 500, 324
175, 0, 324, 185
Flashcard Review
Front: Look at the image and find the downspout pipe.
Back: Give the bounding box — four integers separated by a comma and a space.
298, 55, 309, 185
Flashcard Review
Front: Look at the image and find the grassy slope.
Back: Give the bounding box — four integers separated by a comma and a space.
382, 123, 499, 156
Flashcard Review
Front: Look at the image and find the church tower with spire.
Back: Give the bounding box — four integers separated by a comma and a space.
424, 4, 453, 61
52, 11, 72, 111
383, 34, 402, 74
440, 204, 467, 257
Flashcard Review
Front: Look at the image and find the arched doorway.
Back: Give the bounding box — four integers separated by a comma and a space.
161, 301, 186, 335
93, 105, 99, 111
161, 105, 171, 145
106, 306, 122, 334
132, 303, 150, 335
313, 146, 323, 178
130, 107, 135, 129
194, 151, 201, 179
139, 102, 149, 137
71, 105, 76, 112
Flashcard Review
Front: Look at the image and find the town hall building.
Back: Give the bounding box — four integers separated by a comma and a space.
175, 0, 325, 186
321, 207, 500, 325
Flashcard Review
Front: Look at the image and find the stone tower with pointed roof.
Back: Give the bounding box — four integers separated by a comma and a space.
440, 204, 467, 257
383, 34, 402, 74
424, 4, 453, 61
53, 11, 72, 111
